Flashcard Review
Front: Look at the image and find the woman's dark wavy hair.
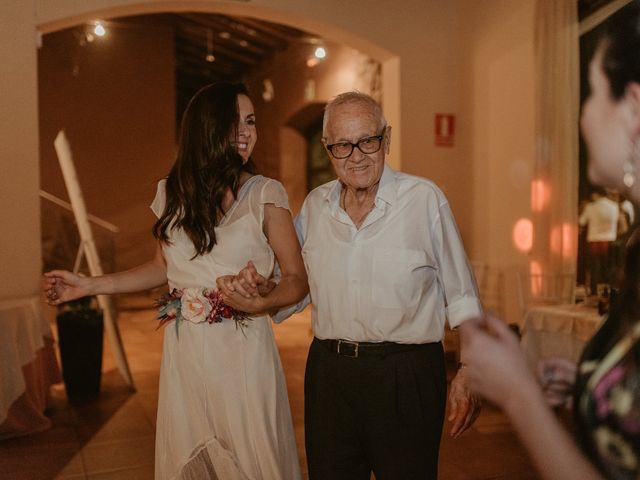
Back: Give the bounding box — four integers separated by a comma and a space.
153, 83, 255, 257
597, 2, 640, 331
616, 227, 640, 331
600, 0, 640, 100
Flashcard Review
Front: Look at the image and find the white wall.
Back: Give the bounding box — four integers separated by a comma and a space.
0, 1, 41, 299
455, 0, 536, 323
38, 21, 176, 272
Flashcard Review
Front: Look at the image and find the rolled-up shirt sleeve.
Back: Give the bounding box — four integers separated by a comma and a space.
432, 200, 483, 328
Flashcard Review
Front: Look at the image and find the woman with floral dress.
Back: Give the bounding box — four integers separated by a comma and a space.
459, 4, 640, 480
44, 83, 307, 479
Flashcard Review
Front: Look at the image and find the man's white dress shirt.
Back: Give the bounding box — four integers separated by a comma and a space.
579, 196, 619, 242
276, 165, 482, 344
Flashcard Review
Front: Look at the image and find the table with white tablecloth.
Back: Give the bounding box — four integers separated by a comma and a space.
521, 303, 604, 369
0, 296, 61, 440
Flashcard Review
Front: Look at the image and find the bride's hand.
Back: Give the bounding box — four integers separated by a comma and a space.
216, 261, 271, 298
43, 270, 92, 305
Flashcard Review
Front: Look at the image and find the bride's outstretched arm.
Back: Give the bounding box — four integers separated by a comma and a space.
44, 243, 167, 305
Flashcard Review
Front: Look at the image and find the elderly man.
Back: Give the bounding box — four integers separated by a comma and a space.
220, 91, 482, 480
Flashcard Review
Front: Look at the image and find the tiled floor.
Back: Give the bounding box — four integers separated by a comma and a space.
1, 295, 541, 479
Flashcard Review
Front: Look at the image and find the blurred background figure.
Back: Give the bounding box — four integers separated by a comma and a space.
579, 186, 619, 294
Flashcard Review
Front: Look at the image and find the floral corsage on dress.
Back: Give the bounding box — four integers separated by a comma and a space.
155, 288, 250, 336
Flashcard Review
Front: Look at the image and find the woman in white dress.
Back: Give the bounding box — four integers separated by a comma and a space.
43, 83, 308, 479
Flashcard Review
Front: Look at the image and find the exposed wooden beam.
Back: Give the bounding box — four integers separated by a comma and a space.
232, 16, 308, 44
175, 17, 273, 57
175, 39, 259, 67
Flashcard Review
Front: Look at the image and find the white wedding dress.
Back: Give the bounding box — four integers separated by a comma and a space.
150, 175, 301, 480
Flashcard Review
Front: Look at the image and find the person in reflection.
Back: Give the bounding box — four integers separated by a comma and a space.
43, 83, 308, 480
579, 186, 619, 293
219, 91, 483, 479
460, 4, 640, 479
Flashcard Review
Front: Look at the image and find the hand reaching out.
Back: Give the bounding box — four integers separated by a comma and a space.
43, 270, 91, 306
459, 314, 538, 412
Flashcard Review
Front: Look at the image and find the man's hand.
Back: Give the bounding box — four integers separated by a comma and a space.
447, 366, 481, 438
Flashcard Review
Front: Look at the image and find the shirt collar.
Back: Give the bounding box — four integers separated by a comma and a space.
377, 164, 397, 206
323, 163, 397, 208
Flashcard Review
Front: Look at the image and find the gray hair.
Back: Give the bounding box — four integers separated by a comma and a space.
322, 91, 387, 138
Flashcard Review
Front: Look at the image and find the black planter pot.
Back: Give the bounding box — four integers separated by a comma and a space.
56, 298, 103, 403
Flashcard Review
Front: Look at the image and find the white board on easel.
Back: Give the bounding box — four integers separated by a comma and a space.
53, 130, 135, 389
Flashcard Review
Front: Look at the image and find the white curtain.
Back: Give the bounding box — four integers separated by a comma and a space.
531, 0, 579, 276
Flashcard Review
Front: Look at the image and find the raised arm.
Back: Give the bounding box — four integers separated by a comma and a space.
459, 316, 603, 480
44, 243, 167, 305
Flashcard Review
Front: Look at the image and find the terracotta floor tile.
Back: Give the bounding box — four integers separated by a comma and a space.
76, 398, 153, 444
0, 444, 84, 480
86, 464, 154, 479
81, 436, 154, 474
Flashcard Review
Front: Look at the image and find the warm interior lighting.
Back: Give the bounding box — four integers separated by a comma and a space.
513, 218, 533, 253
550, 223, 577, 258
219, 32, 231, 39
307, 46, 327, 68
206, 30, 215, 63
531, 178, 551, 212
530, 260, 543, 295
262, 79, 274, 102
93, 23, 106, 37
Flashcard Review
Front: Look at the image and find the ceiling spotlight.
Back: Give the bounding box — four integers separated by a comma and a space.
206, 29, 215, 63
93, 22, 106, 37
239, 40, 249, 48
314, 47, 326, 59
219, 32, 231, 39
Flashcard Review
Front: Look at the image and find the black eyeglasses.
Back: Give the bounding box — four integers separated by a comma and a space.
325, 133, 385, 159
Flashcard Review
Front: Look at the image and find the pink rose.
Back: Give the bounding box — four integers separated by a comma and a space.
180, 289, 212, 324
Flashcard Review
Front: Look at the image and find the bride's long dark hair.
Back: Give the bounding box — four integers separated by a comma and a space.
153, 83, 255, 256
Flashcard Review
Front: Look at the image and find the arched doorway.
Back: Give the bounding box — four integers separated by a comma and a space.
36, 2, 401, 170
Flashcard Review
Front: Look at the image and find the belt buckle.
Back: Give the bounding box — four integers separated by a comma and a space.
337, 340, 359, 358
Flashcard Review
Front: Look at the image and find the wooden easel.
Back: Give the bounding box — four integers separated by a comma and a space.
53, 130, 134, 389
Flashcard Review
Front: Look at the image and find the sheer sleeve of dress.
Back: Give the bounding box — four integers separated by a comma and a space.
150, 179, 167, 219
258, 179, 291, 226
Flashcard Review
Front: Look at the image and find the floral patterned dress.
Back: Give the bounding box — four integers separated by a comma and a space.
150, 175, 301, 480
574, 313, 640, 480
